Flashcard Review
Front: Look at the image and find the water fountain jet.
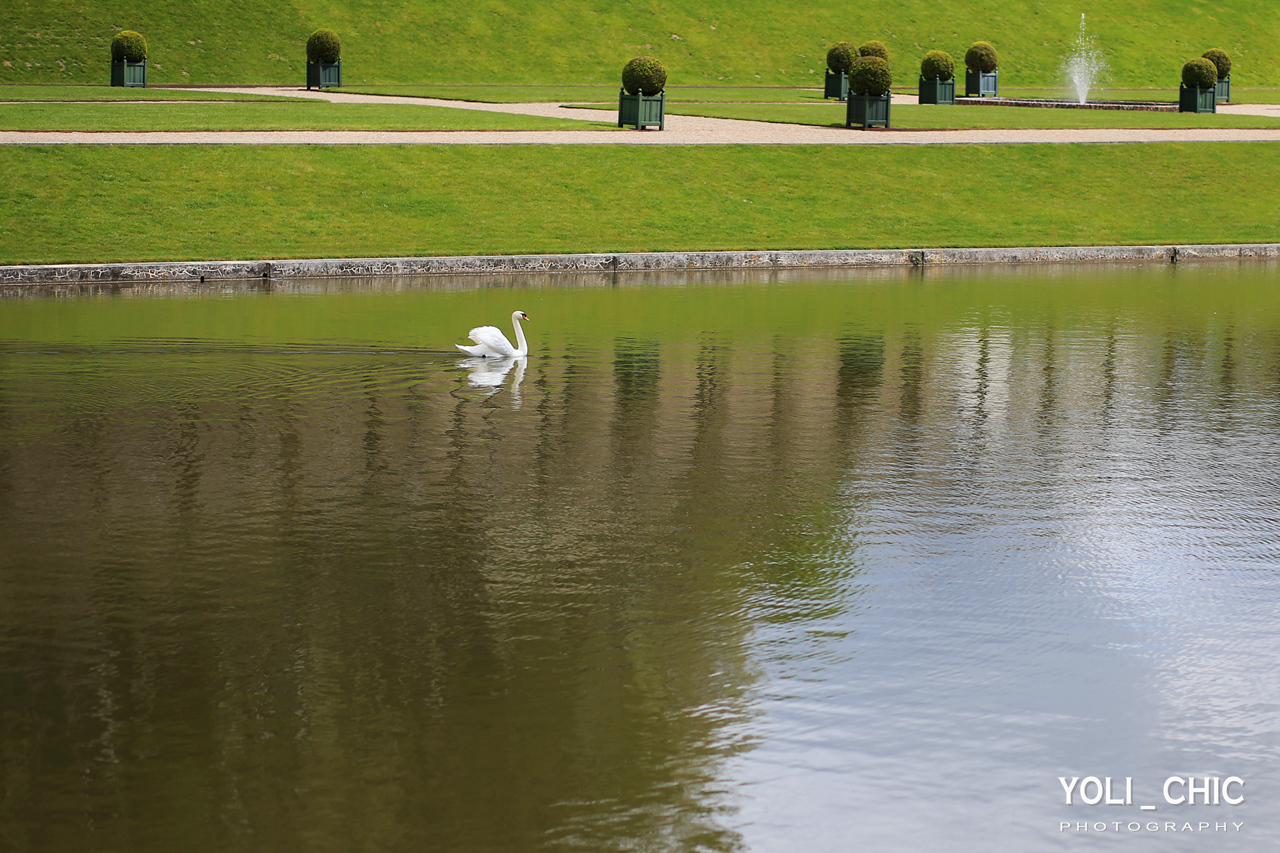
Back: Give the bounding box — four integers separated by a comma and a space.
1063, 13, 1106, 104
955, 14, 1171, 111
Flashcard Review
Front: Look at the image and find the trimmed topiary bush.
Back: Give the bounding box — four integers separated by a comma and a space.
826, 42, 856, 74
111, 30, 147, 63
1202, 48, 1231, 79
1182, 57, 1218, 90
920, 50, 954, 81
858, 40, 890, 63
622, 56, 666, 96
849, 56, 892, 96
965, 41, 999, 73
306, 29, 342, 64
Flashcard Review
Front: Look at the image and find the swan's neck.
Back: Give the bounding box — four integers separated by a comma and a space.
512, 314, 528, 355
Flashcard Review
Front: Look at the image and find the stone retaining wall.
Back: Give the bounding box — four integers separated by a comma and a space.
3, 244, 1278, 287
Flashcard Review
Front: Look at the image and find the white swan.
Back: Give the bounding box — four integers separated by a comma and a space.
456, 310, 530, 358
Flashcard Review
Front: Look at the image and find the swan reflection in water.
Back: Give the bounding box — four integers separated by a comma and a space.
458, 355, 527, 406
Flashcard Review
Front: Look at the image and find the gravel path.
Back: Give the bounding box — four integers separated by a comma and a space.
3, 86, 1279, 146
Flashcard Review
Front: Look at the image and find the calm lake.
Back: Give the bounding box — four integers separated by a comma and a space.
1, 262, 1278, 852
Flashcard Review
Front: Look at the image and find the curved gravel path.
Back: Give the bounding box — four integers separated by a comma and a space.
3, 86, 1278, 146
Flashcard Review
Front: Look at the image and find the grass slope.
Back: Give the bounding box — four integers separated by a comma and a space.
2, 0, 1276, 89
3, 144, 1278, 265
0, 102, 614, 131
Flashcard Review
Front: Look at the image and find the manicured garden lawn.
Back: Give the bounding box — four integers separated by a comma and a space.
0, 84, 306, 101
0, 101, 615, 131
566, 100, 1280, 130
1230, 89, 1280, 105
954, 86, 1280, 105
4, 143, 1278, 265
5, 0, 1280, 90
342, 84, 1280, 107
343, 84, 835, 104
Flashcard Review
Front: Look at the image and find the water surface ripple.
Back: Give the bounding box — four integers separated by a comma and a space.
1, 264, 1277, 852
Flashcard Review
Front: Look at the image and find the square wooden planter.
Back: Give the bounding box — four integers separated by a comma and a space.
1215, 76, 1231, 103
110, 59, 147, 88
306, 60, 342, 89
846, 92, 891, 128
965, 69, 998, 97
918, 76, 955, 105
824, 70, 849, 101
618, 89, 665, 130
1179, 84, 1216, 113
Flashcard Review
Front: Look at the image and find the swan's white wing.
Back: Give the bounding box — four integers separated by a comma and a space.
464, 325, 518, 357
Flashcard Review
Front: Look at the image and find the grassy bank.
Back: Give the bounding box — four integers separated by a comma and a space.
0, 85, 306, 102
0, 102, 613, 131
342, 85, 832, 104
568, 101, 1280, 130
6, 99, 1275, 132
343, 84, 1280, 106
2, 0, 1276, 89
3, 144, 1278, 265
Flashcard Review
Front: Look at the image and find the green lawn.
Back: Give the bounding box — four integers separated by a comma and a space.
579, 101, 1280, 130
343, 84, 836, 104
0, 101, 614, 131
997, 87, 1280, 105
339, 84, 1280, 107
3, 0, 1278, 89
0, 84, 306, 102
4, 144, 1278, 265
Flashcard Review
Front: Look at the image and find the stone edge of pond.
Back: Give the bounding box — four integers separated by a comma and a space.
3, 243, 1279, 286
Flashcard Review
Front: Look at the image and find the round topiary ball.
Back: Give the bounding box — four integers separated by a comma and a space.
1202, 48, 1231, 79
111, 30, 147, 63
622, 56, 667, 96
849, 56, 893, 96
858, 40, 891, 63
920, 50, 955, 81
306, 29, 342, 64
965, 41, 999, 73
826, 42, 856, 74
1182, 57, 1218, 89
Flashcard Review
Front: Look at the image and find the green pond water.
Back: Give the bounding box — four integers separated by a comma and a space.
1, 262, 1278, 852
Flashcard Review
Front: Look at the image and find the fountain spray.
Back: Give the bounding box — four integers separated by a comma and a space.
1063, 13, 1107, 104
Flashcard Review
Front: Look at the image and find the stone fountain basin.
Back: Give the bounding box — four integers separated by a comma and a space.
955, 96, 1177, 112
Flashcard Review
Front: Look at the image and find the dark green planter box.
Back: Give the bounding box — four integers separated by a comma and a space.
1215, 76, 1231, 103
306, 60, 342, 89
110, 59, 147, 88
965, 69, 998, 97
1179, 84, 1216, 113
918, 76, 955, 105
824, 70, 849, 101
618, 89, 665, 130
846, 92, 891, 128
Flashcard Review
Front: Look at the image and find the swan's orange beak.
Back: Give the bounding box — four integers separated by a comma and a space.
521, 312, 531, 321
